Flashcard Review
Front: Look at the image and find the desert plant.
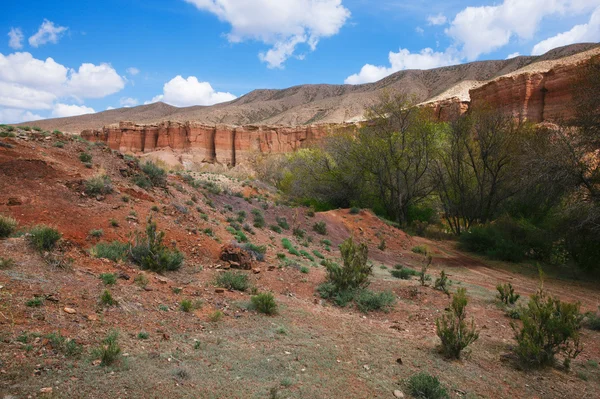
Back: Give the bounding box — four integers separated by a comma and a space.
293, 227, 306, 238
323, 236, 371, 293
584, 309, 600, 331
354, 290, 395, 313
99, 273, 117, 285
243, 243, 267, 261
215, 271, 249, 291
276, 217, 289, 230
251, 292, 278, 315
436, 288, 479, 359
434, 270, 451, 295
140, 161, 167, 187
252, 209, 265, 228
412, 245, 428, 255
79, 152, 92, 163
84, 175, 113, 196
94, 330, 121, 366
390, 266, 418, 279
349, 207, 361, 214
407, 372, 449, 399
90, 241, 128, 262
134, 273, 149, 288
270, 224, 282, 233
89, 229, 104, 238
26, 296, 43, 307
130, 216, 184, 273
28, 225, 61, 252
419, 255, 433, 286
137, 331, 149, 339
100, 289, 116, 306
180, 300, 193, 312
497, 282, 520, 305
46, 332, 82, 357
209, 310, 224, 322
313, 221, 327, 235
0, 215, 17, 238
312, 250, 324, 259
0, 257, 15, 269
378, 238, 386, 251
512, 287, 583, 369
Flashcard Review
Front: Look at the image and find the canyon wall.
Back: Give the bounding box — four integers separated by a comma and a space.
81, 122, 346, 166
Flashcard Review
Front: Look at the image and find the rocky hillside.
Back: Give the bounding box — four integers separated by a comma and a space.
21, 43, 600, 133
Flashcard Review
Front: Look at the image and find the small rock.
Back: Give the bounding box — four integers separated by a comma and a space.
252, 268, 261, 274
87, 314, 98, 321
63, 307, 76, 314
215, 288, 225, 294
40, 387, 52, 394
363, 364, 370, 371
95, 195, 105, 201
92, 359, 101, 366
393, 390, 404, 398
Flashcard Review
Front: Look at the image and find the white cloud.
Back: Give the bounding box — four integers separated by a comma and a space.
415, 27, 424, 35
445, 0, 600, 60
185, 0, 350, 68
120, 97, 139, 107
427, 13, 447, 26
65, 63, 125, 98
0, 81, 57, 110
149, 76, 236, 107
29, 19, 68, 47
532, 6, 600, 55
345, 48, 459, 84
8, 28, 24, 50
506, 52, 520, 59
106, 106, 115, 110
51, 103, 95, 118
0, 108, 43, 124
126, 67, 140, 76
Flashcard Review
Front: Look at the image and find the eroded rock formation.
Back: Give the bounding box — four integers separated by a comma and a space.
81, 122, 344, 166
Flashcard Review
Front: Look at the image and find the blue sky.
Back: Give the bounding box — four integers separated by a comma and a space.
1, 0, 599, 123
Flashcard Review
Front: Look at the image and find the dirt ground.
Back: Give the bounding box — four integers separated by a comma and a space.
0, 132, 599, 399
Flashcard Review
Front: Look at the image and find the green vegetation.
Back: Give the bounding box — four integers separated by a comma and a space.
28, 225, 61, 252
0, 215, 18, 238
130, 217, 184, 273
89, 229, 104, 238
407, 373, 449, 399
140, 161, 167, 187
90, 241, 128, 262
313, 221, 327, 235
354, 290, 395, 313
215, 271, 249, 291
99, 273, 117, 285
411, 245, 428, 255
100, 289, 116, 306
93, 330, 121, 366
79, 152, 92, 163
349, 207, 361, 214
137, 331, 149, 339
390, 265, 418, 279
252, 209, 265, 228
497, 283, 520, 305
180, 300, 193, 312
0, 257, 15, 269
26, 296, 43, 307
436, 288, 479, 359
84, 175, 113, 196
434, 270, 450, 295
250, 292, 278, 315
275, 216, 289, 230
209, 310, 224, 322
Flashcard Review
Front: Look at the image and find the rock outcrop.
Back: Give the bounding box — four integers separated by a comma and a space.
81, 122, 346, 166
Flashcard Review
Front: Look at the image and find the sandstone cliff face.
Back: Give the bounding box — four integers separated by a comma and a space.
81, 122, 338, 166
468, 61, 584, 122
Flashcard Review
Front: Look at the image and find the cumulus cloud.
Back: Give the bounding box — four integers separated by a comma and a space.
8, 28, 24, 50
506, 52, 520, 59
445, 0, 600, 60
532, 6, 600, 55
126, 67, 140, 76
0, 108, 43, 124
185, 0, 350, 68
148, 76, 236, 107
427, 14, 447, 26
345, 48, 460, 84
29, 19, 68, 47
120, 97, 139, 107
51, 103, 95, 118
65, 63, 125, 98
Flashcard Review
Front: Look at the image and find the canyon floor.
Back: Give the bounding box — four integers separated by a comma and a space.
1, 129, 599, 399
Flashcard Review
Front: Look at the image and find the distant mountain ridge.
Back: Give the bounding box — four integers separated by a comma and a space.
20, 43, 600, 133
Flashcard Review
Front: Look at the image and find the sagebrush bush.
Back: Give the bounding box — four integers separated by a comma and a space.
407, 373, 449, 399
497, 282, 520, 305
28, 225, 61, 252
412, 245, 428, 255
434, 270, 450, 295
94, 330, 121, 366
215, 271, 249, 291
313, 221, 327, 235
99, 273, 117, 285
89, 229, 104, 238
512, 288, 582, 369
584, 309, 600, 331
0, 215, 17, 238
251, 292, 278, 315
243, 243, 267, 261
130, 217, 183, 273
84, 175, 113, 196
140, 161, 167, 187
436, 288, 479, 359
354, 290, 395, 313
79, 152, 92, 163
349, 207, 361, 214
90, 241, 128, 262
100, 289, 117, 306
390, 266, 418, 280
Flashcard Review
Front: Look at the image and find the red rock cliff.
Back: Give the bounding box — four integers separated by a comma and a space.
81, 122, 343, 166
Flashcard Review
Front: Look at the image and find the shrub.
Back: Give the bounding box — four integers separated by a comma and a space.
312, 250, 324, 259
391, 266, 418, 280
253, 211, 265, 228
434, 270, 450, 295
141, 161, 167, 187
109, 218, 120, 227
0, 257, 15, 269
270, 224, 282, 234
584, 309, 600, 331
209, 310, 224, 322
407, 373, 449, 399
84, 175, 113, 196
300, 266, 310, 274
134, 273, 149, 288
26, 296, 43, 307
276, 217, 289, 230
293, 227, 306, 238
512, 288, 582, 369
130, 217, 184, 273
378, 238, 386, 251
79, 152, 92, 163
46, 332, 82, 357
251, 292, 278, 315
411, 245, 428, 255
180, 300, 193, 312
323, 236, 371, 292
134, 174, 152, 189
299, 250, 314, 262
94, 330, 121, 366
497, 283, 520, 305
436, 288, 479, 359
90, 241, 128, 262
419, 255, 433, 286
89, 229, 104, 238
99, 273, 117, 285
349, 207, 360, 214
243, 243, 267, 261
215, 271, 249, 291
0, 215, 18, 238
28, 225, 61, 252
100, 289, 117, 306
53, 141, 65, 148
137, 331, 149, 339
313, 221, 327, 235
354, 290, 395, 313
